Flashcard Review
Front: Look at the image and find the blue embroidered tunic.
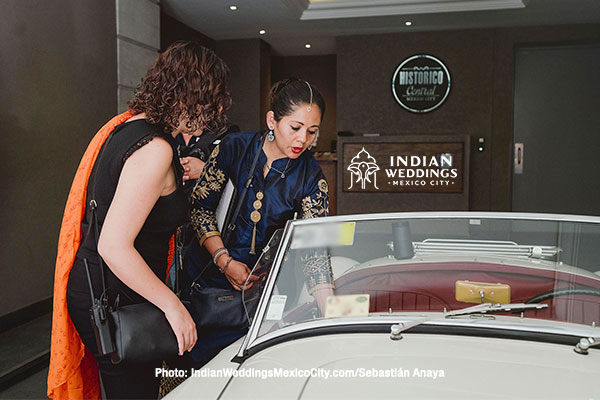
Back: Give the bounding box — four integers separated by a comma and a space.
190, 131, 333, 293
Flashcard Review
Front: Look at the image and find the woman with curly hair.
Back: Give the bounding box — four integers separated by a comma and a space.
48, 41, 231, 400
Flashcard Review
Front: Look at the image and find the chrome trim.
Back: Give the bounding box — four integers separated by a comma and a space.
236, 220, 295, 359
574, 336, 600, 355
236, 212, 600, 358
413, 239, 559, 259
250, 315, 600, 349
289, 212, 600, 225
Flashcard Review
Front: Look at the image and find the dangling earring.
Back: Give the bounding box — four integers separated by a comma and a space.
267, 129, 275, 142
308, 131, 318, 150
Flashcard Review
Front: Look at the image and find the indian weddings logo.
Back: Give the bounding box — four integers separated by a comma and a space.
343, 143, 463, 193
347, 148, 380, 190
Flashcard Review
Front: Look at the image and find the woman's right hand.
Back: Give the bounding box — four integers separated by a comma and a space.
180, 156, 206, 183
164, 301, 197, 356
221, 258, 259, 291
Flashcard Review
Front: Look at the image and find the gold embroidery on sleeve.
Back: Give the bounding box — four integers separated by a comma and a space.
210, 146, 220, 159
318, 179, 328, 194
301, 179, 329, 219
190, 208, 220, 245
191, 145, 226, 201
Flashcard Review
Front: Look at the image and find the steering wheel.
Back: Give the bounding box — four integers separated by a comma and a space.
526, 288, 600, 303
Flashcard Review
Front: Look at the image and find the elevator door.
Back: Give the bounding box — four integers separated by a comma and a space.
512, 45, 600, 216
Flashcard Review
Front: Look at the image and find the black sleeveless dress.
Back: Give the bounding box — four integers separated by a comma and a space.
67, 118, 188, 333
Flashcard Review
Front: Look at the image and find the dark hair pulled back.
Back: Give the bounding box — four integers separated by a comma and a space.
269, 78, 325, 122
128, 40, 232, 134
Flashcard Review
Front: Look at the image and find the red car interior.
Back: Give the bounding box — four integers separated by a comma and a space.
334, 262, 600, 325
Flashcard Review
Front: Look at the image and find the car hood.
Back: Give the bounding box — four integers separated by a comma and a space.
169, 332, 600, 400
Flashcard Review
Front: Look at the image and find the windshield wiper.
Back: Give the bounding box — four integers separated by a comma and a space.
390, 318, 429, 340
444, 302, 548, 318
389, 303, 548, 340
574, 337, 600, 355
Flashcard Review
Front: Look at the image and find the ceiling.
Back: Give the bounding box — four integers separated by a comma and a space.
161, 0, 600, 55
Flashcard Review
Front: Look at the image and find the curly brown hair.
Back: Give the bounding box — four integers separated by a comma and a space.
128, 41, 232, 134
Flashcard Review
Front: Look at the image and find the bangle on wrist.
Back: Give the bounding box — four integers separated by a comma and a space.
219, 256, 233, 274
214, 250, 229, 266
212, 247, 228, 265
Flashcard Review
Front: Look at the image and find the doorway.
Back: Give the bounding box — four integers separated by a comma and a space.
512, 44, 600, 216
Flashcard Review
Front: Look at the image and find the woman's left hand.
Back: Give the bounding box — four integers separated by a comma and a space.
180, 156, 205, 184
223, 259, 260, 291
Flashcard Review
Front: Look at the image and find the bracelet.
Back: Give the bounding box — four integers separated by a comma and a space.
212, 247, 228, 265
214, 250, 230, 266
219, 256, 234, 274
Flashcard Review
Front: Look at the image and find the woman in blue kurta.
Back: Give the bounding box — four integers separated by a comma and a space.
187, 78, 333, 367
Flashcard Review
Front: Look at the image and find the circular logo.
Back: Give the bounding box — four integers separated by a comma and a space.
392, 54, 451, 113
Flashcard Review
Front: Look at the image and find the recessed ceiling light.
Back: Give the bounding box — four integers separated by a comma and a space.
229, 5, 237, 11
305, 43, 312, 49
259, 29, 266, 35
405, 21, 412, 26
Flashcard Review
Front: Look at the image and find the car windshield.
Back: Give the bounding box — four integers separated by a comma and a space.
243, 214, 600, 343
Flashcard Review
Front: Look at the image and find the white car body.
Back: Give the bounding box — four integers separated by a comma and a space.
167, 212, 600, 400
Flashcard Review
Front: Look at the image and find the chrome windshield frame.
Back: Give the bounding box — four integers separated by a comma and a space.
288, 211, 600, 225
237, 219, 296, 357
234, 211, 600, 360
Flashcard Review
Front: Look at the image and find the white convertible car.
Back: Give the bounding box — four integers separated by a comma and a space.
167, 213, 600, 399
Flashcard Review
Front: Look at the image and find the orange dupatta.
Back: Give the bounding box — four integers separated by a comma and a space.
47, 111, 134, 400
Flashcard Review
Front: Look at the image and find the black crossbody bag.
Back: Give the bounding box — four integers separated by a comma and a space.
85, 129, 180, 364
188, 132, 267, 330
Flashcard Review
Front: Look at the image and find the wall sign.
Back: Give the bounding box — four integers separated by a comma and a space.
343, 142, 464, 193
392, 54, 451, 113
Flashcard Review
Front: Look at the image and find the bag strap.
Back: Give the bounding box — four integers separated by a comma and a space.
174, 226, 184, 296
88, 130, 114, 306
193, 132, 267, 283
222, 132, 267, 245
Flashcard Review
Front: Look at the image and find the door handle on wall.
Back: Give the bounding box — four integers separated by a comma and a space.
514, 143, 524, 174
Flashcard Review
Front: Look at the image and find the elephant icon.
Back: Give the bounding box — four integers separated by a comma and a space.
347, 148, 380, 190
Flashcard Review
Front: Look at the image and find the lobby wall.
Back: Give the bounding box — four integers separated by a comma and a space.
336, 24, 600, 212
216, 39, 271, 132
161, 10, 216, 51
0, 0, 117, 316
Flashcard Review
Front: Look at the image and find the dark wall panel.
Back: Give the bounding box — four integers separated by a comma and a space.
490, 24, 600, 211
0, 0, 117, 316
337, 30, 494, 211
160, 11, 215, 51
216, 39, 266, 131
259, 40, 272, 131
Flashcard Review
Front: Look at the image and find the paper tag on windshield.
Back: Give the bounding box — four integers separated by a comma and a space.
291, 222, 355, 249
324, 294, 370, 318
265, 295, 287, 320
